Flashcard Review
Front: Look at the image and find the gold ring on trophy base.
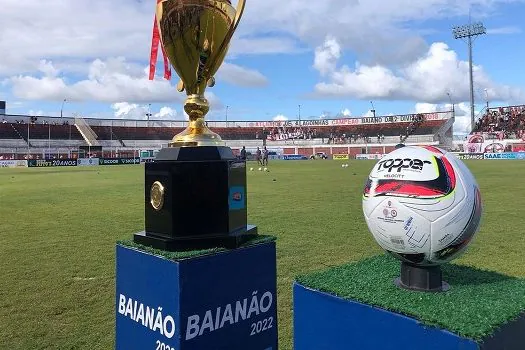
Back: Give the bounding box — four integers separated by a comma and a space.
169, 141, 199, 147
150, 181, 165, 211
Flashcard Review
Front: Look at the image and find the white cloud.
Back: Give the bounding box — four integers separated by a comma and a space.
414, 103, 440, 114
216, 63, 268, 87
362, 110, 376, 118
412, 102, 479, 135
229, 37, 304, 57
27, 109, 47, 117
452, 103, 478, 135
341, 108, 352, 116
155, 106, 181, 120
1, 0, 518, 78
313, 36, 341, 76
7, 58, 266, 106
112, 103, 147, 119
273, 114, 288, 121
111, 103, 185, 120
38, 60, 60, 78
8, 58, 224, 108
313, 38, 525, 104
237, 0, 523, 65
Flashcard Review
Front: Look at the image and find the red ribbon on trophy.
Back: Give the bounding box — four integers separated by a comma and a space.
149, 0, 171, 81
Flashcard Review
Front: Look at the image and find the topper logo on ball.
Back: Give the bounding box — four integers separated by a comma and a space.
156, 0, 245, 147
377, 158, 432, 173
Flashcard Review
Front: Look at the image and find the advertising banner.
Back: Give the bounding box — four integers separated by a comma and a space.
463, 133, 508, 153
140, 157, 155, 164
356, 154, 385, 160
282, 155, 308, 160
0, 160, 28, 168
453, 153, 484, 160
483, 152, 525, 160
99, 157, 141, 165
243, 111, 449, 128
77, 158, 100, 166
332, 154, 349, 160
28, 159, 78, 167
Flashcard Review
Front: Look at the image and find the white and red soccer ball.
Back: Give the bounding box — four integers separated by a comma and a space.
362, 145, 483, 266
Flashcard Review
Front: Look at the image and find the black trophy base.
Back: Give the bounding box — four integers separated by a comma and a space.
133, 225, 258, 252
394, 262, 450, 292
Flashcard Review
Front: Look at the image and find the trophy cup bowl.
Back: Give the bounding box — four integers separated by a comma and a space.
156, 0, 245, 147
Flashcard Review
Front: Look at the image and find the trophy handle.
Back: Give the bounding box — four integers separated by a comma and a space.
176, 80, 185, 92
230, 0, 246, 36
214, 0, 246, 67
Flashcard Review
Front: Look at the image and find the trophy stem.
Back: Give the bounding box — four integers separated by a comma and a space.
168, 94, 225, 147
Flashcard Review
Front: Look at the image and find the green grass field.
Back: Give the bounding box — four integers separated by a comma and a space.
1, 159, 525, 349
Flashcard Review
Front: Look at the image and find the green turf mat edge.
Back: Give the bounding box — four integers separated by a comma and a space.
117, 234, 276, 261
295, 254, 525, 341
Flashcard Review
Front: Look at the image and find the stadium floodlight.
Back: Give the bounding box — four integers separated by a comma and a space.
446, 92, 455, 117
452, 22, 486, 39
452, 21, 486, 133
60, 98, 67, 122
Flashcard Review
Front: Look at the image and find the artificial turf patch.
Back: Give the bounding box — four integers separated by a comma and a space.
296, 254, 525, 341
117, 234, 276, 261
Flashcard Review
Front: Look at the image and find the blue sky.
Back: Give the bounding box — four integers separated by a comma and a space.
1, 0, 524, 134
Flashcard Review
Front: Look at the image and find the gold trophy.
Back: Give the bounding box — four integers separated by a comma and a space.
156, 0, 245, 147
136, 0, 257, 251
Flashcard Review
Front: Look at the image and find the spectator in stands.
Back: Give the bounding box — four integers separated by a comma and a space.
474, 106, 524, 138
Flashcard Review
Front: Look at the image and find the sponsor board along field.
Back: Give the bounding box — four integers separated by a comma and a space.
1, 159, 525, 349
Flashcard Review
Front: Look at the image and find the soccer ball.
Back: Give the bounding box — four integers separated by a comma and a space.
264, 167, 268, 172
258, 167, 262, 171
250, 168, 254, 171
362, 145, 483, 266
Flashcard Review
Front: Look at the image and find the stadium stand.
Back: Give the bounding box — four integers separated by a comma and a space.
0, 111, 449, 160
474, 105, 525, 140
3, 106, 521, 159
457, 104, 525, 153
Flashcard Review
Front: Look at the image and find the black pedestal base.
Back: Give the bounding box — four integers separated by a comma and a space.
394, 262, 450, 292
138, 146, 257, 252
133, 224, 258, 252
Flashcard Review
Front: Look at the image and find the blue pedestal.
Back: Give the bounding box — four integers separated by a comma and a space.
115, 241, 278, 350
294, 282, 478, 350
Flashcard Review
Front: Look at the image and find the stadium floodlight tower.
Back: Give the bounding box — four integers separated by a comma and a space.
452, 21, 486, 133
